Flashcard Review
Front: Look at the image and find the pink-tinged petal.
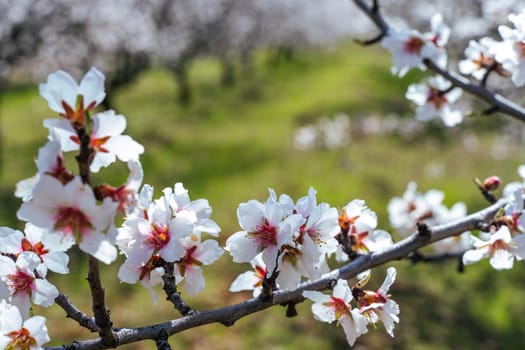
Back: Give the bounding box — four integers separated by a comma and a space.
195, 240, 223, 265
36, 141, 63, 173
489, 249, 515, 270
23, 316, 50, 345
0, 229, 24, 254
118, 259, 142, 284
333, 279, 353, 304
79, 232, 117, 264
376, 299, 400, 336
44, 119, 78, 152
0, 256, 16, 276
230, 271, 261, 293
0, 301, 23, 331
261, 245, 279, 273
92, 198, 118, 232
126, 160, 144, 191
17, 202, 55, 231
341, 309, 369, 345
42, 252, 69, 274
15, 174, 39, 202
32, 279, 59, 307
39, 70, 78, 113
237, 201, 266, 231
181, 266, 205, 296
195, 219, 221, 237
160, 239, 185, 263
79, 67, 105, 108
104, 135, 144, 161
168, 216, 194, 240
226, 231, 260, 263
276, 260, 301, 290
379, 267, 397, 295
462, 248, 488, 266
90, 152, 116, 173
92, 111, 126, 137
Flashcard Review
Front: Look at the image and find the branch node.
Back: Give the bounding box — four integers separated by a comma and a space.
416, 222, 431, 240
282, 302, 298, 318
155, 329, 172, 350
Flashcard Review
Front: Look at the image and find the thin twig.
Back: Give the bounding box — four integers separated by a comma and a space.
55, 293, 99, 332
161, 262, 194, 316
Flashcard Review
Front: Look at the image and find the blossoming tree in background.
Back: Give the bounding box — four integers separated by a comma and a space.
3, 0, 525, 349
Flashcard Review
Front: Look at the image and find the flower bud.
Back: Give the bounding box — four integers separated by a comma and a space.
481, 176, 501, 191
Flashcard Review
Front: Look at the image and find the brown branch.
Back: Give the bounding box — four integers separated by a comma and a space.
87, 256, 117, 346
352, 0, 525, 124
161, 262, 194, 316
55, 293, 99, 332
46, 198, 506, 350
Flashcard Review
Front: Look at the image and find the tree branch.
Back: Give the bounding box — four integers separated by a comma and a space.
55, 293, 99, 333
46, 199, 505, 350
352, 0, 525, 124
87, 256, 117, 346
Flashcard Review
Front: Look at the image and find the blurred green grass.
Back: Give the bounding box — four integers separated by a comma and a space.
3, 43, 525, 349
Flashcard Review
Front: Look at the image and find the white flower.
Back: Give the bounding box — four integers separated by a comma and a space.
174, 233, 224, 296
406, 75, 463, 127
0, 224, 70, 275
497, 11, 525, 87
303, 279, 368, 346
357, 267, 400, 337
459, 38, 507, 80
15, 141, 72, 202
463, 226, 525, 270
17, 176, 118, 264
39, 67, 105, 123
163, 183, 221, 237
225, 195, 304, 274
229, 254, 268, 297
117, 195, 194, 265
338, 200, 393, 257
44, 110, 144, 172
381, 14, 449, 77
117, 254, 164, 304
0, 253, 59, 317
0, 300, 50, 350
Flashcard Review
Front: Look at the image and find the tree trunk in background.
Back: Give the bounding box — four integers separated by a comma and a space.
172, 63, 191, 106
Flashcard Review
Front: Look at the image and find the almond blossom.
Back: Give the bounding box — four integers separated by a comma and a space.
39, 67, 105, 124
44, 110, 144, 173
174, 233, 224, 296
381, 14, 449, 77
303, 279, 368, 346
405, 75, 463, 127
337, 200, 393, 261
0, 224, 70, 275
117, 254, 164, 304
225, 194, 304, 274
229, 254, 268, 297
459, 37, 508, 80
496, 11, 525, 86
15, 141, 73, 202
0, 301, 49, 350
17, 175, 118, 264
0, 252, 59, 318
356, 267, 400, 337
462, 226, 525, 270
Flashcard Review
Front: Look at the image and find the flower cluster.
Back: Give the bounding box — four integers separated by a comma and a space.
227, 188, 340, 291
303, 267, 399, 346
380, 9, 525, 127
462, 169, 525, 270
388, 182, 469, 253
116, 183, 223, 301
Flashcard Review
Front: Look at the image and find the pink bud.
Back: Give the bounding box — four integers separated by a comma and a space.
482, 176, 501, 191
